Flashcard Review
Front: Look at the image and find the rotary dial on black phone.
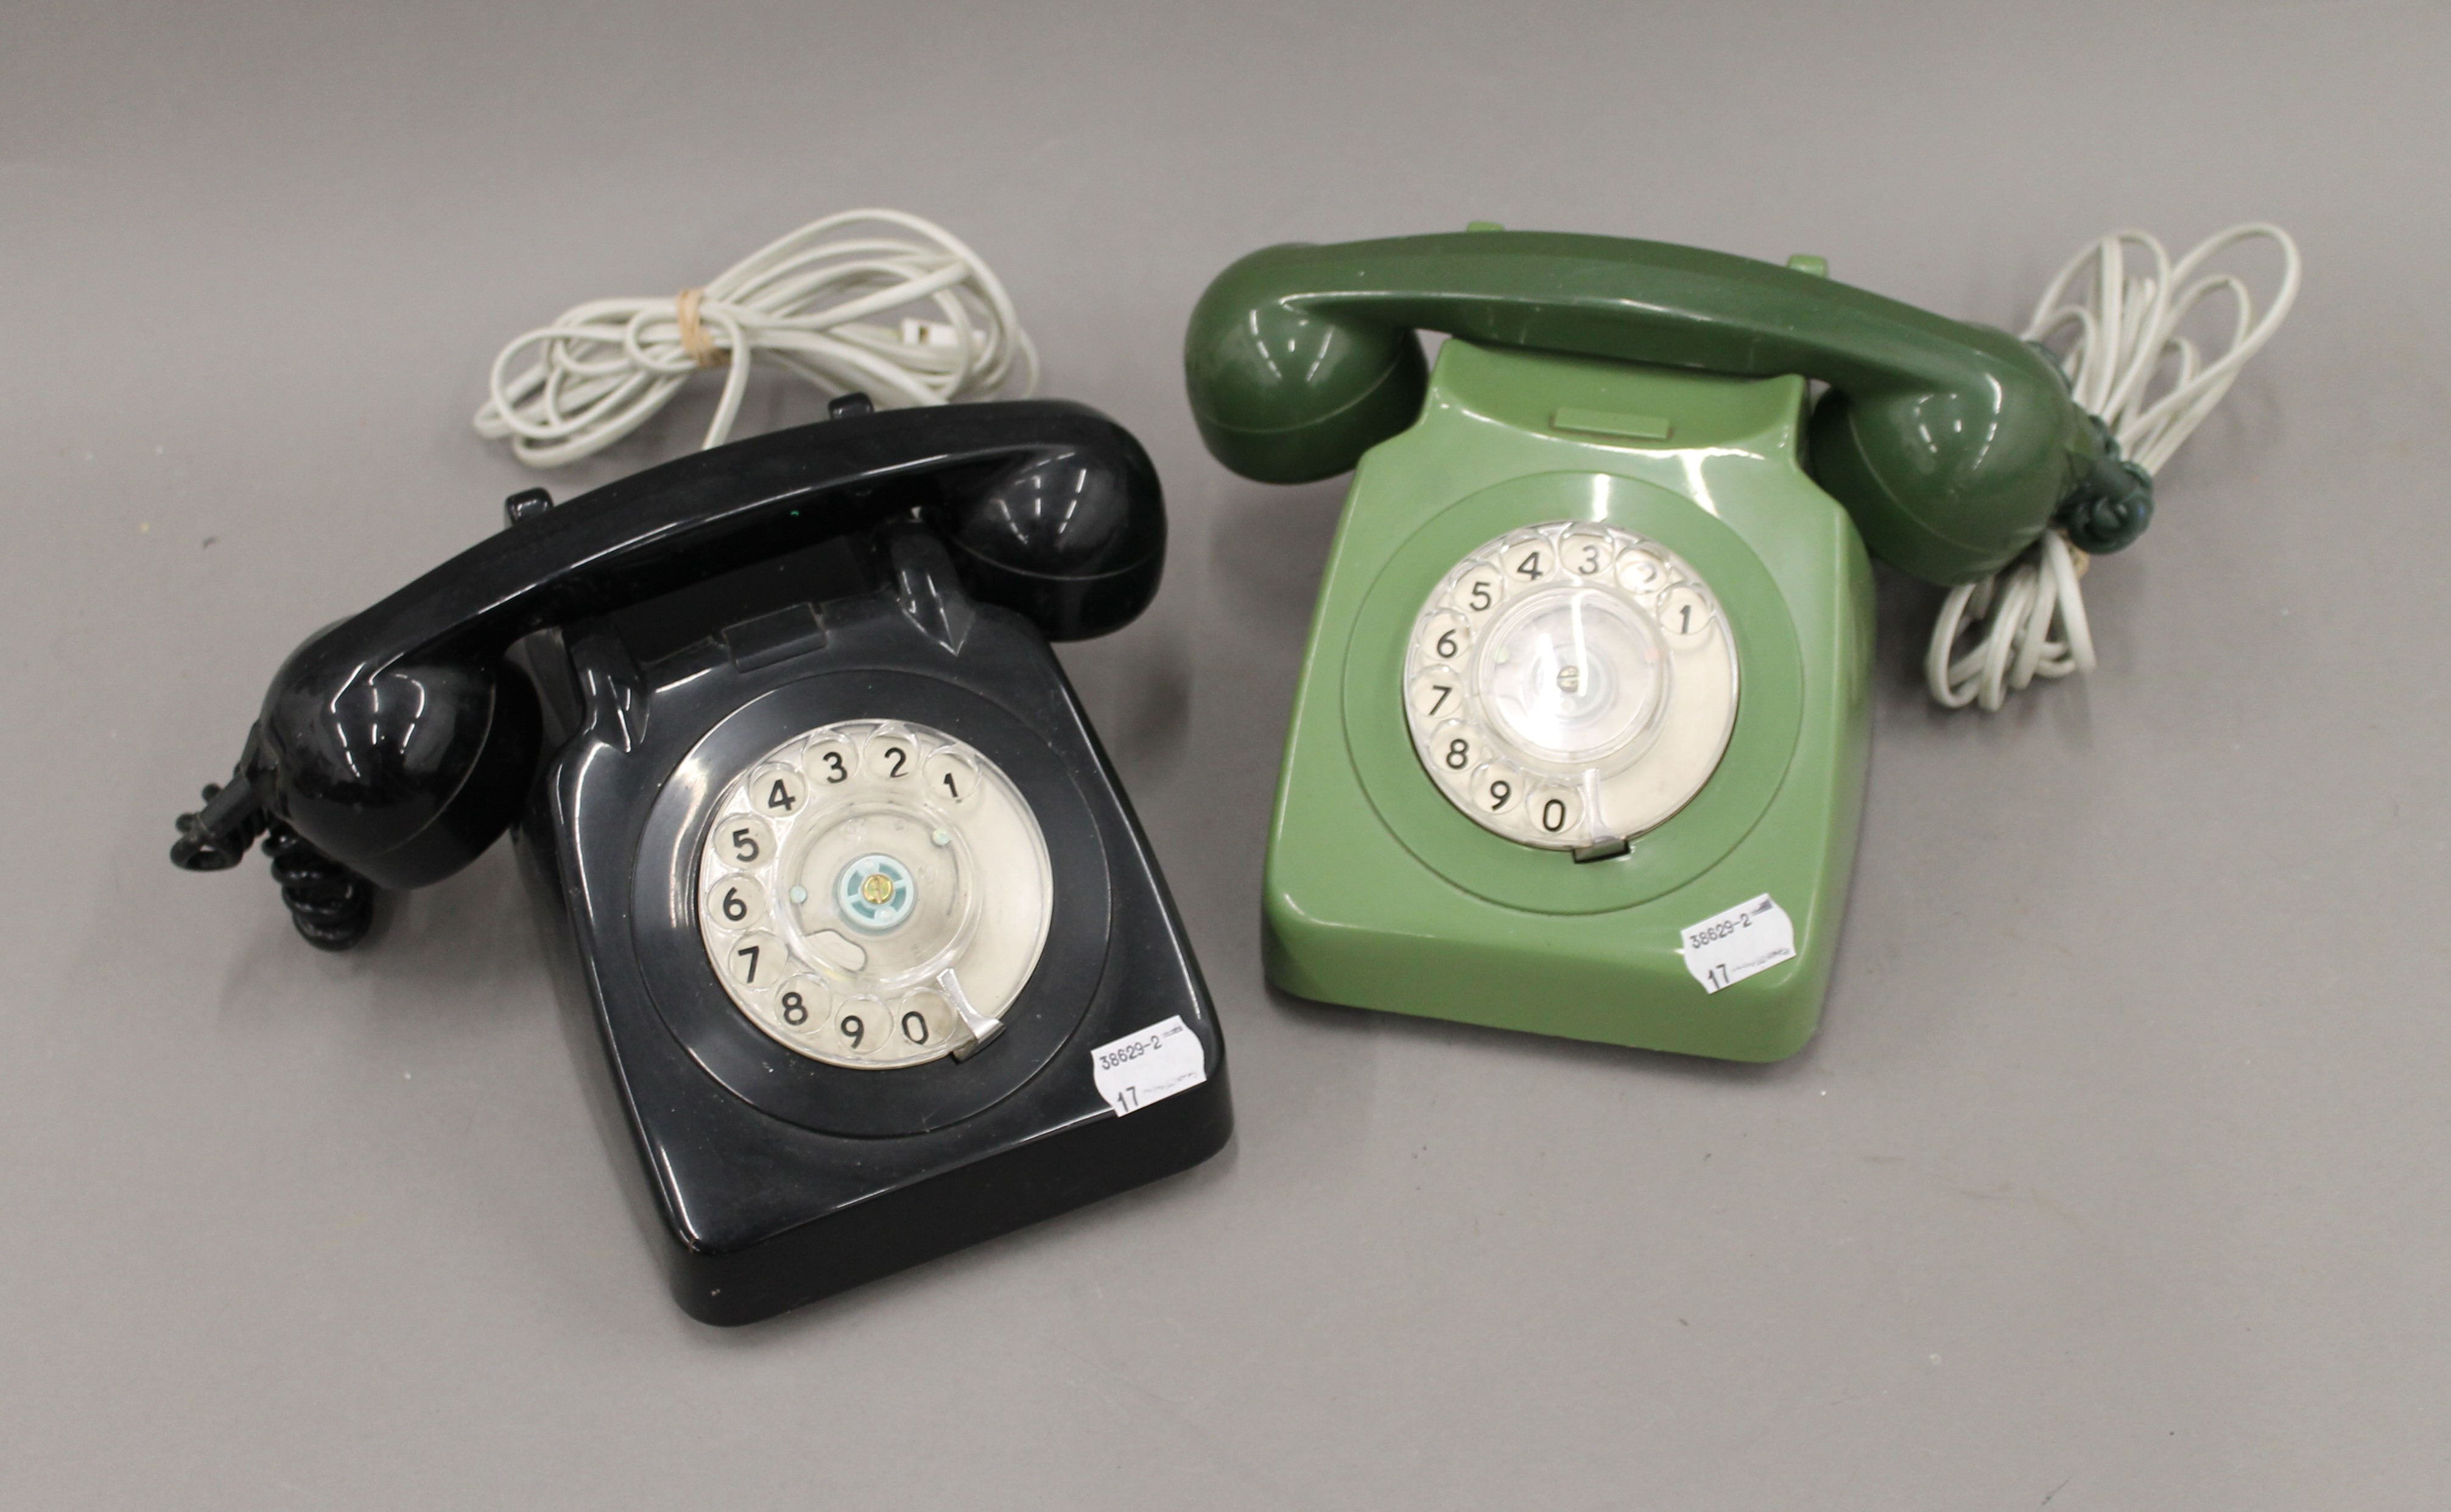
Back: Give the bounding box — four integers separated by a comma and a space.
1403, 521, 1739, 852
696, 720, 1053, 1069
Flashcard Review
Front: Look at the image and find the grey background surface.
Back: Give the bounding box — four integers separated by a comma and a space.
4, 2, 2444, 1507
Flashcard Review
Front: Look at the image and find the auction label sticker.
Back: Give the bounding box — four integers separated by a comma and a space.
1089, 1015, 1208, 1116
1679, 893, 1796, 993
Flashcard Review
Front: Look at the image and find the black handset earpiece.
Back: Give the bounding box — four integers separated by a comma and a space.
175, 399, 1165, 930
921, 422, 1166, 639
1184, 231, 2140, 585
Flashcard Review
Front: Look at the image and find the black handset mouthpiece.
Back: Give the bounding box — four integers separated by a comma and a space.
171, 759, 269, 871
172, 738, 379, 950
175, 401, 1166, 929
253, 643, 544, 890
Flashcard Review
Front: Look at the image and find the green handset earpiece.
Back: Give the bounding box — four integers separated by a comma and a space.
1183, 228, 2151, 1061
1186, 231, 2152, 582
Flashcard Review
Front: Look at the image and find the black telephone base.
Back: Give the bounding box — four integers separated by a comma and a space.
518, 527, 1230, 1323
661, 1052, 1225, 1324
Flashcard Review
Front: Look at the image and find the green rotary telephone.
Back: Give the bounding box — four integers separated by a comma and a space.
1183, 227, 2151, 1061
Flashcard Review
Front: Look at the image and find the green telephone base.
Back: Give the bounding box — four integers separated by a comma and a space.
1262, 340, 1874, 1061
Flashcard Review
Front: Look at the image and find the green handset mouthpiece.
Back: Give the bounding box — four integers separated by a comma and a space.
2053, 413, 2155, 554
1182, 230, 2142, 584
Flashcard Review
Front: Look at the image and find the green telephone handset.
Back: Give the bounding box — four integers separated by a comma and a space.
1184, 229, 2146, 1060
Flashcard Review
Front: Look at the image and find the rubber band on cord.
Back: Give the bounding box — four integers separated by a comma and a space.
1925, 223, 2300, 711
673, 287, 725, 370
473, 209, 1039, 468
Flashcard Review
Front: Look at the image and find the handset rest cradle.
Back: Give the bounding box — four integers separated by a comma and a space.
1182, 230, 2151, 583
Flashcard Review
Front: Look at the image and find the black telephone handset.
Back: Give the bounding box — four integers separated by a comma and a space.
175, 397, 1165, 895
173, 398, 1231, 1322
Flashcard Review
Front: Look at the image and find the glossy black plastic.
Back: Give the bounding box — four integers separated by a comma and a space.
235, 401, 1166, 890
519, 527, 1229, 1322
174, 400, 1224, 1321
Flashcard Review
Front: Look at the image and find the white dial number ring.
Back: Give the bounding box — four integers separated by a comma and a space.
695, 719, 1053, 1072
1400, 522, 1740, 853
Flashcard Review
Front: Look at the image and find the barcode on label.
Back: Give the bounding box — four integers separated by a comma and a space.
1679, 893, 1797, 994
1088, 1015, 1208, 1116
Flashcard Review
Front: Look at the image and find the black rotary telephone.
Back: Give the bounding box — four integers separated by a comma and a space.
171, 396, 1232, 1323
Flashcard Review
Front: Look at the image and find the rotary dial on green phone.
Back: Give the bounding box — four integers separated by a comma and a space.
695, 719, 1053, 1069
1402, 521, 1739, 853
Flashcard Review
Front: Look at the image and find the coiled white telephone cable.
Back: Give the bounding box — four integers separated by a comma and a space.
1925, 223, 2301, 710
473, 209, 1039, 468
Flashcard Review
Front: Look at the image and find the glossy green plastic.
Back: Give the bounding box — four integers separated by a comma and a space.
1185, 230, 2126, 585
1259, 340, 1871, 1060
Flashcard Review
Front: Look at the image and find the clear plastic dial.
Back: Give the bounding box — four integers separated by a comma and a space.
1401, 522, 1739, 852
695, 720, 1052, 1069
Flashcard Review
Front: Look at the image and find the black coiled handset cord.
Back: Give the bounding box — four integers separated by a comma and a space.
171, 765, 376, 951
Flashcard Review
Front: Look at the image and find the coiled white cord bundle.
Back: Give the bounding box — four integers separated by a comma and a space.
1925, 223, 2301, 710
473, 209, 1039, 468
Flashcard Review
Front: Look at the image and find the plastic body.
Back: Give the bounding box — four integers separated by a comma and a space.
1184, 230, 2131, 586
1259, 340, 1871, 1060
520, 529, 1228, 1321
176, 401, 1226, 1320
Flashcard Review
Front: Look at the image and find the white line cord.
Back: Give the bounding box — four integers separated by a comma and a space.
473, 209, 1039, 468
1925, 223, 2301, 711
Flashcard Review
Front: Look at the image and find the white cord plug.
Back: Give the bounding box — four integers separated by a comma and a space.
473, 209, 1039, 468
1926, 223, 2302, 711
